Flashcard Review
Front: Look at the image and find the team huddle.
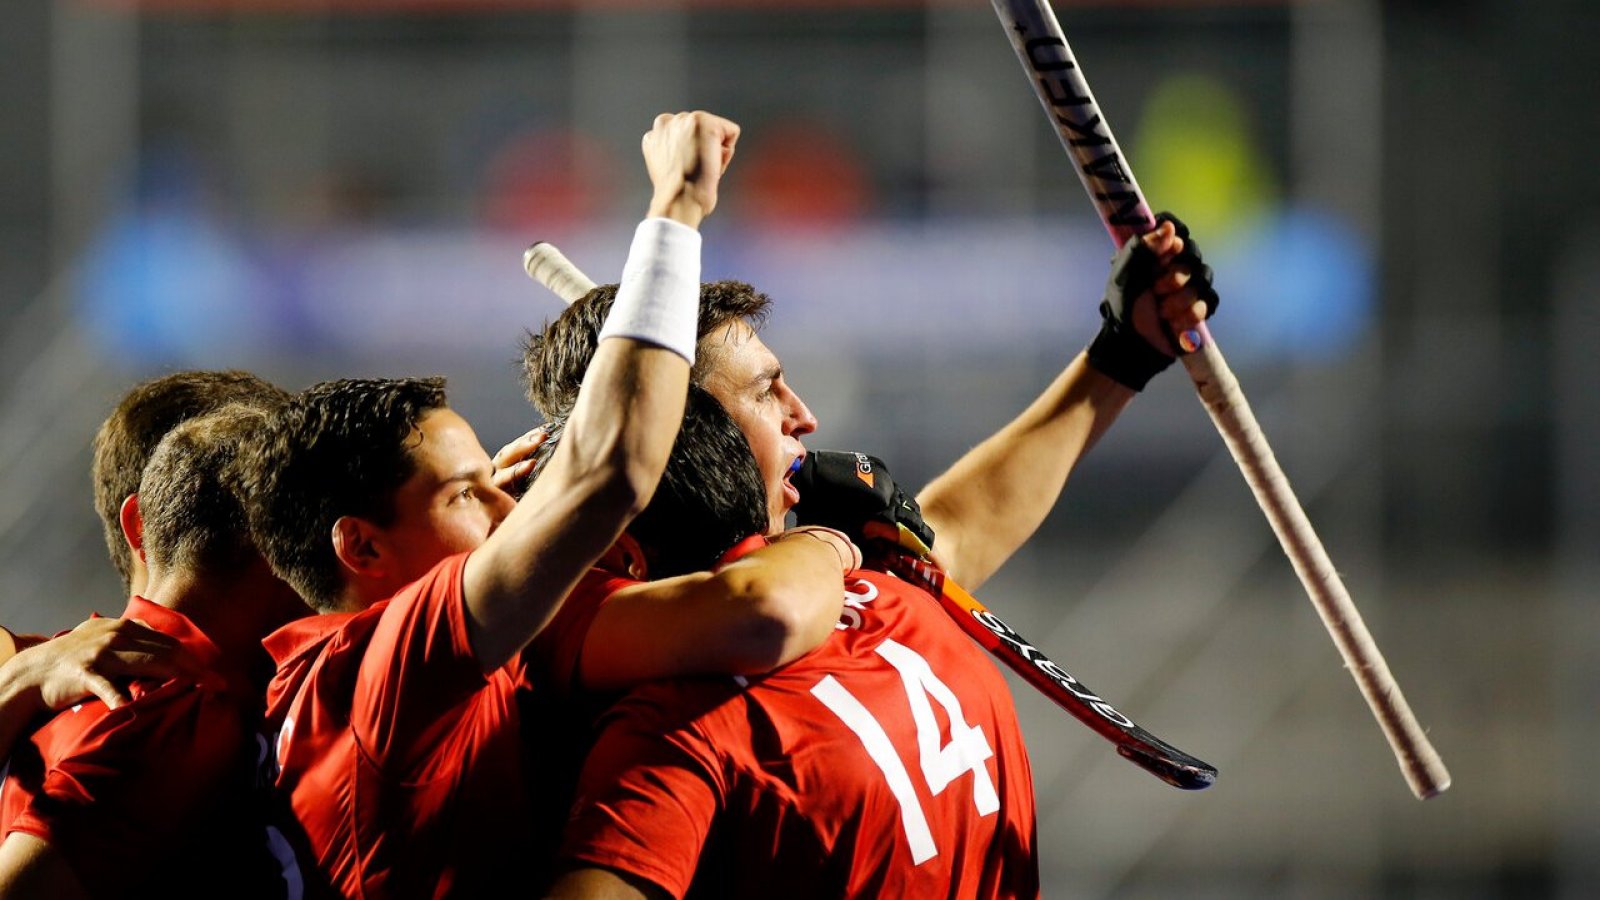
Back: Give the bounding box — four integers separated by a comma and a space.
0, 111, 1215, 899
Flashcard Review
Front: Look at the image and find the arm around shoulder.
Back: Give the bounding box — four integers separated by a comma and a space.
578, 528, 854, 692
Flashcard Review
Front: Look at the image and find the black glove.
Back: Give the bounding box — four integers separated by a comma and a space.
1086, 211, 1220, 391
790, 451, 935, 552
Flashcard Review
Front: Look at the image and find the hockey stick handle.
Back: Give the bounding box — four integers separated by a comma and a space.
992, 0, 1449, 799
523, 241, 597, 305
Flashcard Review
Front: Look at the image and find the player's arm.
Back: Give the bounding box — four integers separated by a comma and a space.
463, 112, 739, 670
0, 618, 186, 763
0, 629, 48, 670
577, 526, 856, 692
917, 217, 1216, 589
0, 833, 91, 900
546, 867, 669, 900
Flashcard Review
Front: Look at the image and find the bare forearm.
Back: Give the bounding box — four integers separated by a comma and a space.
0, 628, 49, 669
918, 352, 1133, 589
561, 339, 690, 517
0, 832, 92, 899
467, 342, 688, 669
707, 532, 849, 670
546, 866, 664, 900
579, 530, 849, 691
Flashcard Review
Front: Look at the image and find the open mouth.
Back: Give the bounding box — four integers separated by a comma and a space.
781, 454, 804, 506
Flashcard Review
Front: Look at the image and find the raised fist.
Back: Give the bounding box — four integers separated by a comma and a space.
642, 111, 741, 227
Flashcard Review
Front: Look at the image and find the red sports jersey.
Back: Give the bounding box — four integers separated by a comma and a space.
263, 552, 532, 899
517, 538, 644, 881
560, 542, 1040, 900
0, 598, 285, 898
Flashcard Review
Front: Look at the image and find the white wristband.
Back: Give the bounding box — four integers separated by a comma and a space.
598, 217, 702, 364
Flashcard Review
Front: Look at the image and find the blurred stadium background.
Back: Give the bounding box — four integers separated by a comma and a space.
1, 0, 1596, 896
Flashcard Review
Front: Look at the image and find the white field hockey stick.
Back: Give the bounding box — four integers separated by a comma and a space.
523, 241, 1217, 791
991, 0, 1450, 799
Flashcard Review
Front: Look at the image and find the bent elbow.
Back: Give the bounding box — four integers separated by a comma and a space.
721, 577, 839, 673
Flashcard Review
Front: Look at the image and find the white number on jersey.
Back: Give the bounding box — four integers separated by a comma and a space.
810, 638, 999, 865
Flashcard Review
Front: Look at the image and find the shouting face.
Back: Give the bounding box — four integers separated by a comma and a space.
697, 321, 818, 535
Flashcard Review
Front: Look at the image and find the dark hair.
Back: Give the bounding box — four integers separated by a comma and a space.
139, 404, 276, 577
92, 370, 289, 591
627, 385, 768, 578
234, 377, 448, 612
521, 280, 771, 420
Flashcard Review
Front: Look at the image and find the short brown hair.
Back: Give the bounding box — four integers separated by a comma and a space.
140, 404, 278, 576
521, 280, 771, 420
234, 377, 448, 612
91, 371, 289, 591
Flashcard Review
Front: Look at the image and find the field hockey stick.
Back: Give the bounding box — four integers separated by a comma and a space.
524, 243, 1216, 790
991, 0, 1450, 799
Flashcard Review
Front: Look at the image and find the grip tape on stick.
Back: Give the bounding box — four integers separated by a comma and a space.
523, 242, 597, 306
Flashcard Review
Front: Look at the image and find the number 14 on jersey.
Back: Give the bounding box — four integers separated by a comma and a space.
811, 639, 1000, 865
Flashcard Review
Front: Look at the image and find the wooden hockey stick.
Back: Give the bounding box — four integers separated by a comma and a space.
991, 0, 1449, 798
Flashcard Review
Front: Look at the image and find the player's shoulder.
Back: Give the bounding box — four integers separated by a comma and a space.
831, 568, 1002, 669
844, 567, 929, 602
389, 551, 474, 612
264, 606, 379, 716
605, 675, 746, 741
26, 697, 121, 758
31, 676, 238, 767
831, 568, 934, 632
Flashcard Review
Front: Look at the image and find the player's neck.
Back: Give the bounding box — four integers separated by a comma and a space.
143, 560, 309, 657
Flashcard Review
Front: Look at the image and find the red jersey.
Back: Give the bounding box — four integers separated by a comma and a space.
263, 552, 532, 899
0, 598, 285, 898
559, 540, 1040, 900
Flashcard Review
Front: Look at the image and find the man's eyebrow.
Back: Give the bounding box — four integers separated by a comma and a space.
445, 462, 491, 484
752, 365, 782, 386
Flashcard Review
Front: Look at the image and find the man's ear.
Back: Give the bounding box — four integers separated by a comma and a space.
118, 494, 145, 561
331, 516, 386, 581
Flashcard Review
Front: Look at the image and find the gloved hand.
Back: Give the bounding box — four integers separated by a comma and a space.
1086, 211, 1220, 391
790, 450, 935, 554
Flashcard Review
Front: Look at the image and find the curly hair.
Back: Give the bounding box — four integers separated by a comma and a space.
521, 280, 770, 421
92, 371, 290, 591
233, 377, 447, 612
